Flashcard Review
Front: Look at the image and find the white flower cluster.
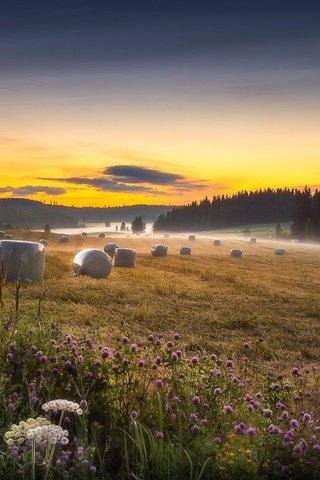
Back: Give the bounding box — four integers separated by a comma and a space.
5, 417, 51, 446
26, 424, 69, 445
42, 399, 83, 415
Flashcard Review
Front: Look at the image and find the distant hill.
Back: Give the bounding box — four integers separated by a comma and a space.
0, 198, 173, 229
153, 188, 297, 232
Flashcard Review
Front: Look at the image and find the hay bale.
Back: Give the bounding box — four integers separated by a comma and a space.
98, 232, 105, 238
4, 234, 13, 240
275, 247, 286, 255
230, 248, 242, 258
59, 235, 69, 243
213, 239, 220, 246
0, 240, 45, 282
164, 233, 170, 238
0, 231, 5, 239
249, 237, 257, 244
151, 244, 168, 257
73, 248, 112, 278
113, 248, 136, 267
39, 239, 48, 247
180, 246, 191, 255
291, 239, 299, 244
81, 232, 87, 237
104, 242, 120, 255
188, 234, 196, 241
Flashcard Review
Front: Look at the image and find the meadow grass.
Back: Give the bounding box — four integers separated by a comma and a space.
1, 232, 320, 478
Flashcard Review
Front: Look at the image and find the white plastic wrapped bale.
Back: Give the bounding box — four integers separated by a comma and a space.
59, 235, 69, 243
81, 232, 87, 237
275, 247, 286, 255
188, 234, 196, 241
151, 244, 168, 257
4, 234, 13, 240
98, 232, 105, 238
73, 248, 112, 278
0, 240, 45, 282
249, 237, 257, 244
104, 243, 120, 255
39, 239, 48, 247
291, 239, 299, 244
0, 231, 5, 239
213, 239, 220, 246
180, 246, 191, 255
230, 248, 243, 258
113, 248, 136, 267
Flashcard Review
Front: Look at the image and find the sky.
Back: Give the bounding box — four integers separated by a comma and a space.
1, 0, 320, 207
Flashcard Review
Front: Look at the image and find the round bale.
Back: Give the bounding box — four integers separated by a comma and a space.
98, 232, 105, 238
113, 248, 136, 267
0, 231, 5, 239
275, 247, 286, 255
4, 234, 13, 240
213, 239, 220, 246
291, 239, 299, 244
151, 244, 168, 257
180, 246, 191, 255
39, 239, 48, 247
249, 237, 257, 244
104, 243, 120, 255
188, 234, 196, 241
73, 248, 112, 278
0, 240, 45, 282
81, 232, 87, 237
59, 235, 69, 243
230, 248, 243, 258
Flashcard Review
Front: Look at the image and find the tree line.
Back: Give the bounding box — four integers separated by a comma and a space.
153, 188, 320, 240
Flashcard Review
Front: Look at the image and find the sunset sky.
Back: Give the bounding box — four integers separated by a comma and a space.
1, 1, 319, 206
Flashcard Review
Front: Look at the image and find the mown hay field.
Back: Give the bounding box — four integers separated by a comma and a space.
4, 231, 320, 365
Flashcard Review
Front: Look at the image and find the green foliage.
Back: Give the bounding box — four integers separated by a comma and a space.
131, 216, 146, 234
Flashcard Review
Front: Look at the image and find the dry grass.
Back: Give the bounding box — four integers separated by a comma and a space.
3, 231, 320, 364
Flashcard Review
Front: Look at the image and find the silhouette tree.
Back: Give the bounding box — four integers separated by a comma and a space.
131, 216, 146, 234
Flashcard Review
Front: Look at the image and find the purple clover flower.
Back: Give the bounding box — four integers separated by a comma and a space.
223, 405, 233, 414
155, 431, 164, 439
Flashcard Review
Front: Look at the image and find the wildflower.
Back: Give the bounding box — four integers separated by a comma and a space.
226, 359, 233, 368
28, 424, 68, 445
173, 333, 180, 340
175, 350, 182, 358
51, 367, 59, 375
122, 336, 128, 344
255, 392, 263, 399
292, 367, 300, 376
223, 405, 233, 414
155, 356, 162, 365
191, 356, 199, 364
192, 395, 200, 405
166, 341, 173, 348
262, 408, 273, 418
130, 343, 138, 352
6, 353, 14, 362
79, 399, 88, 409
189, 413, 198, 422
292, 442, 304, 457
42, 400, 83, 415
130, 410, 138, 419
234, 423, 246, 434
313, 444, 320, 452
94, 360, 102, 367
213, 436, 221, 444
173, 396, 181, 403
85, 371, 94, 380
137, 359, 145, 367
89, 466, 97, 473
191, 424, 199, 434
210, 353, 217, 361
246, 427, 256, 436
155, 431, 164, 439
201, 418, 208, 426
178, 372, 185, 379
147, 335, 154, 342
101, 349, 109, 359
171, 352, 178, 361
283, 430, 294, 442
268, 424, 281, 435
156, 379, 164, 388
155, 340, 162, 346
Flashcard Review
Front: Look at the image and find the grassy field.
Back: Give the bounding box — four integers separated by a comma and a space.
4, 230, 320, 366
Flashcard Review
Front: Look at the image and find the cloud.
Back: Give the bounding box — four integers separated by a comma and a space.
38, 177, 166, 195
104, 165, 184, 185
38, 164, 208, 195
0, 186, 66, 196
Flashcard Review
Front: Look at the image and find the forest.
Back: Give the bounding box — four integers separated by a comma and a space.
153, 188, 320, 240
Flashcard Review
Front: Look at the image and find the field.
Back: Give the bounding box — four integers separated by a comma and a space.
5, 230, 320, 364
1, 231, 320, 479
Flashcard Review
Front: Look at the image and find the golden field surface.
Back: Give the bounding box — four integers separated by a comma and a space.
2, 231, 320, 365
